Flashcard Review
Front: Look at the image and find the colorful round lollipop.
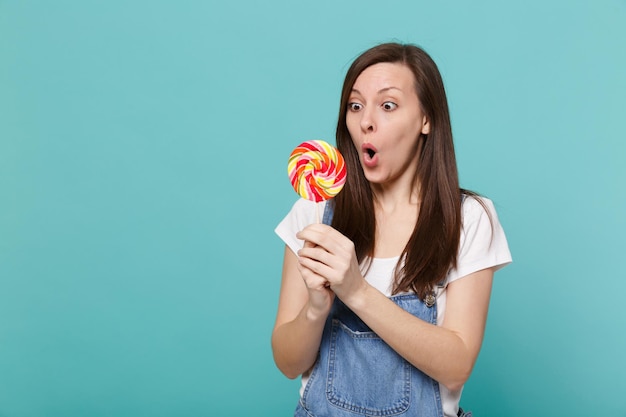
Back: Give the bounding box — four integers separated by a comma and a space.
288, 140, 347, 202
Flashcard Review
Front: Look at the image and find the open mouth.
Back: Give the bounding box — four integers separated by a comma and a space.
362, 143, 378, 159
361, 143, 378, 167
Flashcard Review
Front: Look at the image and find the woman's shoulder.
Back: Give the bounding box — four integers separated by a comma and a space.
459, 193, 508, 247
461, 193, 497, 223
449, 193, 512, 282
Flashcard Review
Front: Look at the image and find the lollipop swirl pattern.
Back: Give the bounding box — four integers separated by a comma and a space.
288, 140, 347, 202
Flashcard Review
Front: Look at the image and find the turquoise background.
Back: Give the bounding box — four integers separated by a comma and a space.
1, 0, 625, 416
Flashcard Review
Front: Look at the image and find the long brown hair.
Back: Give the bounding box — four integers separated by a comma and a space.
332, 42, 466, 299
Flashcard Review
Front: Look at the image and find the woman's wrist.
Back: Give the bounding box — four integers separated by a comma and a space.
339, 280, 372, 313
304, 300, 331, 323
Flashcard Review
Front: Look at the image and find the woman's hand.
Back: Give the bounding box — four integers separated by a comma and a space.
298, 239, 335, 320
296, 223, 367, 305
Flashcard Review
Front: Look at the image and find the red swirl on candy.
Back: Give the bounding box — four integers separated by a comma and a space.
288, 140, 347, 202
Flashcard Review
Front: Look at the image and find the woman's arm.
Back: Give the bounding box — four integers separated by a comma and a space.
271, 245, 334, 379
346, 268, 493, 392
297, 223, 494, 391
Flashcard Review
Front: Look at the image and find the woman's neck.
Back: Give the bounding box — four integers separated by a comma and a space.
372, 178, 420, 214
371, 180, 421, 259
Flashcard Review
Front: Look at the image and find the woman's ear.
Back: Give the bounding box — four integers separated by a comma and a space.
421, 116, 430, 135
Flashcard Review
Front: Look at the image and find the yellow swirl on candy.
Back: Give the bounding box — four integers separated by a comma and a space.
288, 140, 347, 202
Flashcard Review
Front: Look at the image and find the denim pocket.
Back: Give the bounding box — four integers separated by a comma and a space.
326, 318, 411, 415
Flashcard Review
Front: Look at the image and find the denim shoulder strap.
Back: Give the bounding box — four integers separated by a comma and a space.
322, 201, 334, 226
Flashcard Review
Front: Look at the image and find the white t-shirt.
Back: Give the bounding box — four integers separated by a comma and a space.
275, 196, 512, 417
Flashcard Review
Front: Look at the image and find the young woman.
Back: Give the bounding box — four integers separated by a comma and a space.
273, 43, 511, 417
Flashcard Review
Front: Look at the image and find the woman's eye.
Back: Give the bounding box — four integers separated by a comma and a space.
348, 102, 363, 111
382, 101, 398, 111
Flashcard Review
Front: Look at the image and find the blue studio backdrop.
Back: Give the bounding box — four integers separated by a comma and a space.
1, 1, 625, 416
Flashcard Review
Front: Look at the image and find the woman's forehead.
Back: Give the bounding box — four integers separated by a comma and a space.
353, 62, 415, 93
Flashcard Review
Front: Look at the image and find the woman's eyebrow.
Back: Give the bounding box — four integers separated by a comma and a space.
377, 86, 402, 94
351, 86, 402, 95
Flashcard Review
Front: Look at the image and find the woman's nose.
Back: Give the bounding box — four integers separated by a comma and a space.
360, 109, 375, 133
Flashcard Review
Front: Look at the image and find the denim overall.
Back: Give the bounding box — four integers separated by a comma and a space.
294, 204, 463, 417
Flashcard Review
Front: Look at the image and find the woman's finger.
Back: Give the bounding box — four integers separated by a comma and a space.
297, 224, 352, 256
298, 254, 335, 282
297, 224, 338, 247
298, 245, 332, 266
